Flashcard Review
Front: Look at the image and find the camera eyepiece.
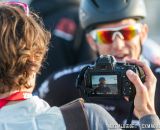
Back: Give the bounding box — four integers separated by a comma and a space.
95, 55, 116, 70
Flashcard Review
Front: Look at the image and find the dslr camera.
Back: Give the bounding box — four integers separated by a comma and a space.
77, 55, 145, 100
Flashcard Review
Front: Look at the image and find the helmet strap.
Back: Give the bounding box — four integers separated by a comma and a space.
95, 43, 100, 57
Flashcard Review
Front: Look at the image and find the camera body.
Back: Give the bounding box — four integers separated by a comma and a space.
81, 55, 145, 99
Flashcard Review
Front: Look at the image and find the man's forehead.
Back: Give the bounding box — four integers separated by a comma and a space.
97, 19, 137, 29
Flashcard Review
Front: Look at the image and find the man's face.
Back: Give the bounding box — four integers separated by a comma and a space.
100, 80, 106, 84
87, 19, 148, 61
99, 79, 106, 84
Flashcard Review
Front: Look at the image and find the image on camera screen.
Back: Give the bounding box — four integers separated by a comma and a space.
91, 75, 118, 95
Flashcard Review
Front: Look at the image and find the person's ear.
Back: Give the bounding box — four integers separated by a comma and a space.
86, 34, 97, 51
140, 24, 148, 44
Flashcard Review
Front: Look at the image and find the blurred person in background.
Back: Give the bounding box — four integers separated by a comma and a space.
38, 0, 160, 129
143, 38, 160, 66
29, 0, 96, 88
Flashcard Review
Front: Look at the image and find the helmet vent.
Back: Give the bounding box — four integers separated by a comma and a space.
91, 0, 99, 8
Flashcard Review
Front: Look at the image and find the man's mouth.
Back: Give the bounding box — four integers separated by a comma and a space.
114, 54, 130, 61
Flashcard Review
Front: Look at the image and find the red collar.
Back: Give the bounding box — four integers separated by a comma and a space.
0, 92, 32, 109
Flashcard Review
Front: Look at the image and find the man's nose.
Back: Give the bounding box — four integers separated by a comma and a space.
112, 32, 125, 50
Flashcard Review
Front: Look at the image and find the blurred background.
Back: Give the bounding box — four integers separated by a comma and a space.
145, 0, 160, 44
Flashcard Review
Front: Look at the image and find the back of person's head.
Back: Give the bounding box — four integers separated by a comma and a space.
79, 0, 147, 30
0, 2, 50, 93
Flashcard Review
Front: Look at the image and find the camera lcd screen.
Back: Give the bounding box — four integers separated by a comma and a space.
91, 75, 118, 95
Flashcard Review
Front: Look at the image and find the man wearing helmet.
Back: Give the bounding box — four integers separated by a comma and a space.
80, 0, 147, 62
37, 0, 160, 128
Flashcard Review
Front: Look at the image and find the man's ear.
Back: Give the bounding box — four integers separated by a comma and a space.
86, 34, 97, 51
140, 24, 148, 44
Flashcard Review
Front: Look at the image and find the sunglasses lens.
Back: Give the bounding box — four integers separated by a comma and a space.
97, 30, 113, 44
121, 26, 139, 41
91, 24, 140, 45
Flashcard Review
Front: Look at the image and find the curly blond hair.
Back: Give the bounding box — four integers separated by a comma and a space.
0, 4, 51, 93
